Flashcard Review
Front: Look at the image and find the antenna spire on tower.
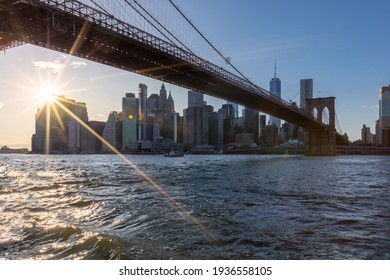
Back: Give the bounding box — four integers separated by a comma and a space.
274, 60, 277, 79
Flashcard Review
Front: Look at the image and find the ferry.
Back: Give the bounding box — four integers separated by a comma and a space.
164, 150, 184, 157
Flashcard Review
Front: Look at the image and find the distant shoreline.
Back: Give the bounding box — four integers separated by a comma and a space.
2, 146, 390, 156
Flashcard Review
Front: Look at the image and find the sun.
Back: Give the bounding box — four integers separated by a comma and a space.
40, 87, 58, 104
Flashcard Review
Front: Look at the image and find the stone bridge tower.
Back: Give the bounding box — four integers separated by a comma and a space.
305, 97, 336, 155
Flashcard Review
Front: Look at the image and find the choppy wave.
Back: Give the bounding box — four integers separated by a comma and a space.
0, 154, 389, 259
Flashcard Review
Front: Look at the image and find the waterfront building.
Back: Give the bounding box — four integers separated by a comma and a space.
183, 91, 209, 149
269, 63, 281, 133
209, 104, 230, 148
379, 85, 390, 118
264, 124, 279, 147
208, 112, 220, 147
259, 114, 267, 146
82, 121, 106, 153
122, 93, 138, 148
158, 83, 167, 114
243, 107, 259, 144
161, 112, 179, 142
378, 85, 390, 146
226, 101, 239, 119
221, 103, 235, 119
235, 133, 255, 146
102, 111, 122, 152
147, 93, 159, 117
361, 124, 373, 145
280, 122, 300, 145
166, 91, 175, 116
138, 83, 147, 142
0, 146, 28, 154
176, 114, 184, 144
300, 78, 313, 109
68, 102, 88, 153
188, 91, 204, 107
145, 93, 159, 141
32, 96, 89, 153
259, 115, 266, 128
161, 89, 178, 142
220, 104, 236, 144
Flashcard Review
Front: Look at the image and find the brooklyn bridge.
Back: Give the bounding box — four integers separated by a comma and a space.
0, 0, 349, 155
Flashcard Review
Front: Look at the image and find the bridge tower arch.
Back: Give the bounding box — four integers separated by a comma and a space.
305, 97, 336, 155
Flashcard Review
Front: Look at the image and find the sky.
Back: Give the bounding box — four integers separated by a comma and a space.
1, 0, 389, 148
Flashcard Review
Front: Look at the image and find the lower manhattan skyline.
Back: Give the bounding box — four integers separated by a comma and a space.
0, 0, 389, 148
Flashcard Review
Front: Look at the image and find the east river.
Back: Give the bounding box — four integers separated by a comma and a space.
0, 154, 389, 259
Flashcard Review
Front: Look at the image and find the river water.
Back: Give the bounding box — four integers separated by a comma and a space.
0, 154, 389, 259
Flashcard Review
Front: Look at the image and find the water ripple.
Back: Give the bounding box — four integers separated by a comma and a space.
0, 154, 389, 259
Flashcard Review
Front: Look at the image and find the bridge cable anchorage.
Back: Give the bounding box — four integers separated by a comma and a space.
167, 0, 264, 92
122, 0, 196, 55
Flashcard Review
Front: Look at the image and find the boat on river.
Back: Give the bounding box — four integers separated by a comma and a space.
164, 150, 184, 157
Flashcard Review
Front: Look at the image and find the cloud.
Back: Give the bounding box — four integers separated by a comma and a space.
71, 61, 87, 69
0, 102, 4, 109
32, 59, 87, 73
225, 37, 308, 63
90, 72, 128, 81
32, 60, 65, 73
361, 104, 379, 109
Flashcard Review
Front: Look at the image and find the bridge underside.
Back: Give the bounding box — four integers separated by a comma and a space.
0, 0, 348, 151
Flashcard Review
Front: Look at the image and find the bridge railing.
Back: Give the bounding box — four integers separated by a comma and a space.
25, 0, 314, 121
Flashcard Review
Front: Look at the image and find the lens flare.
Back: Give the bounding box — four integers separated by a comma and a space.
40, 87, 57, 104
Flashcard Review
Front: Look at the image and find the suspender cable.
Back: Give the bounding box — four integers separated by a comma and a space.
168, 0, 261, 90
121, 0, 193, 54
89, 0, 111, 16
130, 0, 195, 55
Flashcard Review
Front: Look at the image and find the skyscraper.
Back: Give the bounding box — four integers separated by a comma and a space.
300, 78, 313, 109
377, 85, 390, 146
226, 101, 239, 119
102, 111, 122, 152
138, 83, 147, 141
183, 91, 209, 148
158, 83, 167, 114
147, 94, 159, 117
83, 121, 106, 153
166, 91, 175, 116
379, 85, 390, 118
361, 124, 373, 145
68, 101, 89, 153
32, 96, 88, 154
122, 93, 138, 148
269, 62, 281, 133
244, 107, 259, 143
188, 91, 204, 107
